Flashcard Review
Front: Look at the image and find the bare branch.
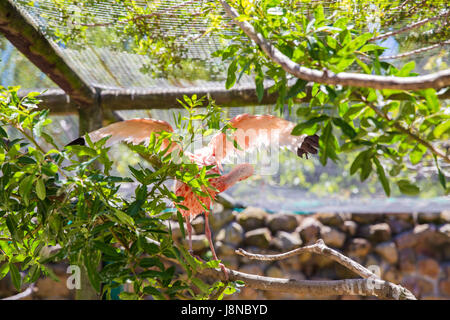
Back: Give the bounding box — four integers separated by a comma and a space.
370, 11, 450, 42
219, 1, 450, 90
379, 40, 450, 61
236, 239, 377, 279
1, 283, 36, 300
201, 266, 416, 300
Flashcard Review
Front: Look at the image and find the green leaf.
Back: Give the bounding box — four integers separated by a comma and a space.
112, 209, 135, 227
119, 292, 139, 300
398, 61, 415, 77
373, 158, 390, 196
26, 264, 41, 283
35, 177, 46, 200
434, 155, 447, 190
396, 180, 420, 196
139, 257, 164, 270
434, 120, 450, 138
18, 175, 34, 204
360, 157, 373, 182
0, 263, 10, 280
286, 79, 307, 100
291, 115, 328, 136
192, 277, 210, 294
9, 263, 21, 291
176, 211, 185, 239
143, 286, 162, 297
225, 59, 238, 89
332, 118, 356, 139
93, 240, 121, 258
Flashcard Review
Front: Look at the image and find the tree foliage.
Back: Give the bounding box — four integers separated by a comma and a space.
0, 87, 242, 299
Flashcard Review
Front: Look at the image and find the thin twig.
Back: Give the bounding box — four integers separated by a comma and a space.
378, 40, 450, 60
360, 95, 450, 164
370, 11, 450, 42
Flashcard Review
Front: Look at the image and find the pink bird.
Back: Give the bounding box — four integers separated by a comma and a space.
68, 114, 319, 277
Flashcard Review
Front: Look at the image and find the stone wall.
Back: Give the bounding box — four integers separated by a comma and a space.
1, 205, 449, 300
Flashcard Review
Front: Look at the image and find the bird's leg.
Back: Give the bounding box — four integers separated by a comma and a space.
204, 212, 229, 280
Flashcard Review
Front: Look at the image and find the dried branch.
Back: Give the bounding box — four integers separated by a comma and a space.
370, 11, 450, 42
201, 267, 416, 300
378, 40, 450, 60
219, 0, 450, 90
1, 283, 36, 300
230, 239, 416, 300
236, 239, 377, 279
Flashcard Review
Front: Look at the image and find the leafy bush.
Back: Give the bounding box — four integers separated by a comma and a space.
0, 87, 240, 300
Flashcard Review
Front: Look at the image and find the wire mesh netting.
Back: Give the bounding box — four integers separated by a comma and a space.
1, 0, 449, 213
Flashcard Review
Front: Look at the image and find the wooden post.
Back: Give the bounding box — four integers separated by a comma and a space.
75, 98, 103, 300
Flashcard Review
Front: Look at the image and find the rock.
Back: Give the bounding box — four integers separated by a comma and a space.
35, 275, 71, 299
244, 228, 272, 248
439, 279, 450, 297
209, 208, 236, 231
215, 241, 237, 257
221, 256, 239, 269
374, 241, 398, 264
346, 238, 371, 258
383, 266, 402, 284
279, 256, 301, 273
417, 212, 442, 224
239, 287, 262, 300
215, 222, 244, 245
359, 223, 392, 243
341, 220, 357, 236
315, 212, 350, 226
182, 234, 208, 252
386, 217, 413, 234
297, 217, 323, 244
441, 211, 450, 223
394, 224, 441, 249
163, 220, 185, 241
272, 231, 302, 252
320, 226, 346, 248
365, 254, 382, 271
352, 213, 383, 224
414, 278, 435, 296
385, 213, 414, 223
418, 258, 440, 279
398, 248, 416, 273
215, 194, 242, 209
438, 223, 450, 238
191, 215, 205, 234
236, 207, 268, 231
239, 264, 264, 276
267, 212, 299, 233
265, 265, 284, 278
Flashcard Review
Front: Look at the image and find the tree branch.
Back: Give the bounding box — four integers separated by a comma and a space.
360, 95, 450, 164
370, 11, 450, 42
1, 283, 36, 300
236, 239, 377, 279
201, 267, 416, 300
219, 0, 450, 90
378, 40, 450, 61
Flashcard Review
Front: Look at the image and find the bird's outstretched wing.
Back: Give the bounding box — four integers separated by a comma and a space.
207, 114, 319, 164
66, 118, 175, 149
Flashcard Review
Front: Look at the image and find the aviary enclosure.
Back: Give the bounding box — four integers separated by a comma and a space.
0, 0, 449, 301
